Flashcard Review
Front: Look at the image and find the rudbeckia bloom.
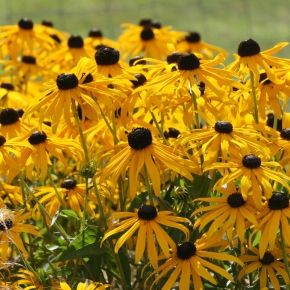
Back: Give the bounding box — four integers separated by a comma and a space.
192, 190, 258, 242
102, 204, 190, 268
205, 153, 290, 208
0, 18, 56, 59
14, 129, 83, 180
118, 21, 173, 60
146, 234, 242, 290
60, 280, 109, 290
24, 60, 115, 129
228, 39, 290, 83
0, 82, 28, 108
238, 247, 289, 290
0, 207, 39, 260
101, 127, 200, 197
13, 269, 44, 290
177, 115, 270, 166
34, 178, 96, 218
176, 31, 227, 59
144, 52, 235, 98
256, 191, 290, 257
0, 108, 30, 138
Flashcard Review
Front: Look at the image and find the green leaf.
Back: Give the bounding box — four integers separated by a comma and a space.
60, 209, 80, 220
57, 225, 102, 261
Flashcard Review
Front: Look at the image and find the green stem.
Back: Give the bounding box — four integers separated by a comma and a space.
280, 227, 290, 289
143, 166, 154, 206
150, 111, 168, 145
249, 71, 259, 124
188, 83, 200, 129
72, 101, 90, 164
19, 176, 70, 244
96, 101, 119, 144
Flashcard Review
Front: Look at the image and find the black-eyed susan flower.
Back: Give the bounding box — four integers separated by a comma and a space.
0, 82, 29, 108
205, 153, 290, 208
192, 190, 258, 242
0, 108, 30, 138
102, 204, 190, 268
118, 21, 174, 60
256, 191, 290, 257
144, 52, 235, 98
228, 39, 290, 83
34, 178, 96, 218
0, 18, 56, 59
24, 60, 115, 129
13, 269, 44, 290
101, 127, 200, 197
59, 280, 110, 290
177, 114, 270, 166
176, 31, 227, 59
238, 247, 289, 290
0, 207, 39, 260
14, 129, 82, 180
146, 234, 243, 290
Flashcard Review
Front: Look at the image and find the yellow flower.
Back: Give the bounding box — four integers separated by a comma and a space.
228, 39, 290, 83
146, 234, 243, 290
0, 207, 39, 260
59, 280, 110, 290
192, 191, 258, 242
256, 191, 290, 257
238, 247, 289, 290
102, 127, 200, 197
102, 205, 190, 268
13, 269, 44, 290
205, 153, 290, 208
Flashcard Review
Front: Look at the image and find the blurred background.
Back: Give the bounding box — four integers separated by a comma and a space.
1, 0, 290, 56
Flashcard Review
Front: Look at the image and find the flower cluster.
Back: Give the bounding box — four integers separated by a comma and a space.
0, 17, 289, 290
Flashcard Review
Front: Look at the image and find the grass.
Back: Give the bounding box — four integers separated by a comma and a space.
0, 0, 289, 56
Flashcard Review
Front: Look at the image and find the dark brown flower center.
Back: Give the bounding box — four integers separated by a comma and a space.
0, 83, 14, 91
16, 108, 24, 118
0, 136, 6, 146
185, 32, 201, 43
259, 72, 271, 85
88, 28, 103, 38
260, 251, 275, 265
41, 20, 53, 27
68, 35, 84, 48
0, 219, 13, 231
280, 128, 290, 140
21, 55, 36, 64
227, 193, 246, 208
238, 39, 261, 57
18, 18, 33, 30
28, 131, 47, 145
0, 108, 19, 125
82, 73, 94, 84
61, 179, 77, 190
137, 205, 157, 220
128, 127, 152, 150
139, 19, 153, 27
140, 27, 155, 41
167, 52, 183, 64
131, 74, 147, 88
164, 127, 180, 139
266, 113, 282, 132
177, 242, 196, 260
268, 192, 289, 210
50, 34, 61, 44
242, 154, 261, 169
129, 56, 146, 66
199, 81, 205, 95
56, 73, 79, 90
177, 53, 200, 70
214, 121, 233, 134
95, 47, 120, 65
